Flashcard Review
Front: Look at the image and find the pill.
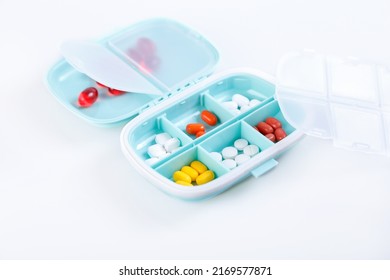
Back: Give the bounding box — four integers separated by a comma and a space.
171, 147, 181, 153
265, 117, 282, 130
186, 123, 205, 135
190, 161, 208, 174
164, 138, 180, 152
257, 122, 274, 135
201, 110, 218, 126
240, 105, 251, 113
249, 99, 261, 107
181, 166, 199, 181
222, 146, 238, 159
196, 130, 205, 138
78, 87, 98, 107
232, 94, 249, 107
96, 81, 108, 88
145, 157, 159, 166
210, 152, 222, 162
274, 128, 287, 141
155, 132, 172, 145
196, 170, 215, 185
234, 139, 248, 151
243, 144, 260, 157
173, 171, 192, 183
230, 109, 241, 116
147, 144, 166, 158
176, 180, 193, 187
235, 154, 250, 165
108, 88, 126, 96
265, 133, 276, 143
222, 101, 238, 110
222, 159, 237, 170
158, 152, 171, 159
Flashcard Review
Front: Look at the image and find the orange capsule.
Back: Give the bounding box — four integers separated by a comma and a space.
201, 110, 217, 126
186, 123, 205, 135
257, 122, 274, 135
274, 128, 287, 142
265, 133, 276, 143
196, 130, 206, 138
265, 117, 282, 130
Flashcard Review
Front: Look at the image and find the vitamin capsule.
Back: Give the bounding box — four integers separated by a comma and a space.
78, 87, 98, 107
163, 138, 180, 152
265, 117, 282, 130
222, 159, 237, 170
181, 166, 199, 181
196, 170, 215, 185
145, 157, 159, 166
195, 130, 205, 138
176, 180, 193, 187
232, 94, 249, 107
243, 144, 260, 157
234, 139, 248, 151
222, 146, 238, 159
147, 144, 166, 158
186, 123, 205, 135
201, 110, 218, 126
210, 152, 222, 162
265, 133, 276, 143
96, 81, 108, 88
257, 122, 274, 135
173, 171, 192, 184
155, 132, 172, 145
190, 161, 208, 174
222, 101, 238, 110
108, 88, 126, 96
274, 128, 287, 141
249, 99, 261, 107
235, 154, 250, 165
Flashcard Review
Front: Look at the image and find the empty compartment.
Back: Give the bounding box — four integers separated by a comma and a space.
378, 66, 390, 109
127, 116, 192, 166
155, 146, 229, 185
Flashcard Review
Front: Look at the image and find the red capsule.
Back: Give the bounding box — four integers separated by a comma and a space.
96, 81, 108, 88
196, 130, 206, 138
265, 133, 276, 143
78, 87, 98, 107
274, 128, 287, 142
186, 123, 205, 135
257, 122, 274, 135
265, 117, 282, 130
108, 88, 126, 96
201, 110, 218, 126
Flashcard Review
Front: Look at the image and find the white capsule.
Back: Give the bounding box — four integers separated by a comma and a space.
240, 104, 251, 113
243, 144, 260, 157
232, 94, 249, 107
164, 137, 180, 152
145, 157, 160, 166
222, 159, 237, 170
235, 154, 250, 165
249, 99, 261, 107
210, 152, 222, 162
222, 101, 238, 110
230, 109, 241, 116
158, 152, 171, 159
155, 132, 172, 145
222, 146, 238, 159
234, 139, 248, 151
147, 144, 166, 158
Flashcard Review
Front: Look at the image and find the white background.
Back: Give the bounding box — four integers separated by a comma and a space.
0, 0, 389, 259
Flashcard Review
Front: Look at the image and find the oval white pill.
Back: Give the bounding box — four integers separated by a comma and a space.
234, 139, 248, 151
240, 104, 251, 113
243, 144, 260, 157
155, 132, 172, 145
148, 144, 166, 158
249, 99, 261, 107
222, 146, 238, 159
232, 94, 249, 107
222, 101, 238, 110
145, 157, 160, 166
230, 109, 241, 116
210, 152, 222, 162
164, 137, 180, 152
222, 159, 237, 170
235, 154, 250, 165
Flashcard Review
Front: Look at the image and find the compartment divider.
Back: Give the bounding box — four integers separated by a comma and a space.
159, 116, 193, 146
202, 91, 235, 122
197, 146, 230, 176
241, 121, 275, 149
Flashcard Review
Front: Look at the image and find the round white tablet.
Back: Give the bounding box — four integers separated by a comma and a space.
145, 157, 160, 166
232, 94, 249, 107
210, 152, 222, 162
240, 104, 251, 113
249, 99, 261, 107
164, 138, 180, 152
147, 144, 166, 158
222, 159, 237, 170
155, 132, 172, 145
222, 146, 238, 159
222, 101, 238, 110
235, 154, 250, 165
243, 144, 260, 157
234, 138, 248, 151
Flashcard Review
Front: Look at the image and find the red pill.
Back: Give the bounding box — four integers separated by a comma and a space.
257, 122, 274, 135
186, 123, 205, 135
78, 87, 98, 107
274, 128, 287, 142
265, 117, 282, 130
201, 110, 218, 126
108, 88, 126, 96
96, 81, 108, 88
196, 130, 206, 138
265, 133, 276, 143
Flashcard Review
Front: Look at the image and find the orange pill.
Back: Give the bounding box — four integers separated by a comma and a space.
201, 110, 217, 126
196, 130, 205, 138
274, 128, 287, 142
265, 117, 282, 130
265, 133, 276, 143
257, 122, 274, 135
186, 123, 205, 135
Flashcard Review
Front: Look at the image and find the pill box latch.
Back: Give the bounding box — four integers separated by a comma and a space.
250, 159, 278, 178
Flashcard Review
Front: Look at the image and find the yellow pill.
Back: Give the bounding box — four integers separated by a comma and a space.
176, 180, 193, 187
190, 160, 208, 174
173, 171, 192, 183
196, 170, 215, 185
181, 166, 199, 181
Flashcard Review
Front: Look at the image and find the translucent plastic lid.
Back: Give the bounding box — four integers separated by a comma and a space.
276, 50, 390, 156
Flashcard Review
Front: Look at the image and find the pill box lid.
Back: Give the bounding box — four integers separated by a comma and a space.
47, 18, 219, 125
275, 50, 390, 156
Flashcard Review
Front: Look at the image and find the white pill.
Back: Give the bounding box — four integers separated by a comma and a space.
222, 146, 238, 159
222, 101, 238, 110
240, 104, 251, 113
155, 132, 172, 145
230, 109, 241, 116
234, 139, 248, 151
147, 144, 166, 158
164, 137, 180, 152
222, 159, 237, 170
171, 147, 181, 153
249, 99, 261, 107
210, 152, 222, 162
243, 144, 260, 157
158, 152, 171, 159
232, 94, 249, 107
235, 154, 250, 165
145, 157, 160, 166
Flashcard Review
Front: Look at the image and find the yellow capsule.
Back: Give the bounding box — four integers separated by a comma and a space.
176, 180, 193, 187
173, 171, 192, 183
181, 166, 199, 181
190, 160, 208, 174
196, 170, 215, 185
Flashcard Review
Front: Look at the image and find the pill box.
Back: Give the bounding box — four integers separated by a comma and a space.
46, 19, 389, 200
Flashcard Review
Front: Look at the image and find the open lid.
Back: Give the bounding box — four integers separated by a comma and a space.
276, 50, 390, 156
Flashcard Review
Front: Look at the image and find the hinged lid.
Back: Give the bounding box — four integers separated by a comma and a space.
276, 50, 390, 156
